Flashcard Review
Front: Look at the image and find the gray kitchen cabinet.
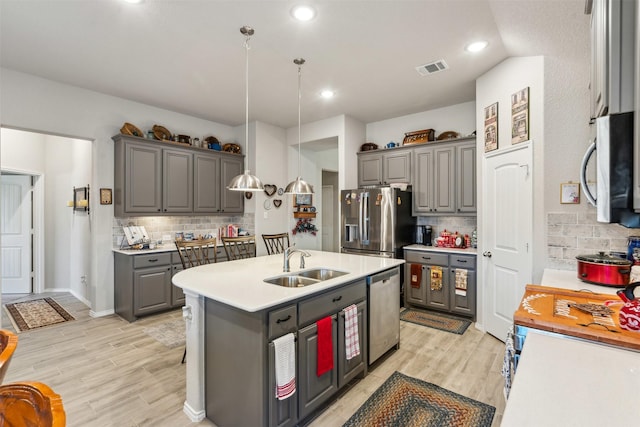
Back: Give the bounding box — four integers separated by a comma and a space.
404, 249, 476, 319
412, 137, 476, 216
357, 149, 411, 187
297, 315, 339, 421
456, 142, 476, 213
134, 264, 172, 316
171, 252, 185, 307
163, 148, 193, 213
113, 134, 244, 216
204, 278, 367, 427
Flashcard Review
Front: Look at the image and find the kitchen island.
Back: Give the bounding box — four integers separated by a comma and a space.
172, 250, 403, 425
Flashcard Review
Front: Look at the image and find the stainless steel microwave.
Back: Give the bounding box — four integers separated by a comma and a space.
581, 111, 640, 227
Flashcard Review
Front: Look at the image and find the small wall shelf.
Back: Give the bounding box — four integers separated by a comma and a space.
293, 212, 316, 219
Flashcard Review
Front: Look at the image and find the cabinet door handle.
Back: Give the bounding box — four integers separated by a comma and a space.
148, 259, 158, 263
276, 315, 291, 324
455, 259, 467, 263
157, 209, 161, 212
421, 256, 431, 260
332, 296, 343, 302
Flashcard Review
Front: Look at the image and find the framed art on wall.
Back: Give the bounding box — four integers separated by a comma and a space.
511, 87, 529, 144
294, 193, 312, 206
560, 182, 580, 204
484, 102, 498, 152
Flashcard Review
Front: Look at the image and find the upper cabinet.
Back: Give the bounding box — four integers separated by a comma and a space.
114, 134, 244, 216
412, 137, 476, 216
589, 0, 636, 119
357, 149, 411, 187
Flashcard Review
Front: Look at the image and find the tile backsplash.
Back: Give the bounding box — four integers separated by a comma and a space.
416, 216, 477, 245
112, 214, 255, 248
547, 211, 638, 270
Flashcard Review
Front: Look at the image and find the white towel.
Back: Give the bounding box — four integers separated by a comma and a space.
273, 333, 296, 400
344, 304, 360, 360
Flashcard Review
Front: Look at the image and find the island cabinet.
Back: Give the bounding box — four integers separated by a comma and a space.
412, 137, 476, 216
113, 134, 244, 216
204, 279, 367, 427
404, 249, 476, 319
357, 149, 411, 187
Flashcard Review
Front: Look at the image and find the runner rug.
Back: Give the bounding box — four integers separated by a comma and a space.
4, 298, 75, 332
143, 318, 185, 348
400, 308, 471, 334
343, 371, 495, 427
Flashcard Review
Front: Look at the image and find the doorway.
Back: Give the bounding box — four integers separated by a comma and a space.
0, 127, 92, 304
321, 170, 339, 252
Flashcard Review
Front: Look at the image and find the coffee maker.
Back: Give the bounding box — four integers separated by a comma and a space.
414, 225, 432, 246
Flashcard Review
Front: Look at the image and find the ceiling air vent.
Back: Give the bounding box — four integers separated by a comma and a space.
415, 59, 449, 76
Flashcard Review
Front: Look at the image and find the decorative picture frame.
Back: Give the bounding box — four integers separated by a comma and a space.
511, 87, 530, 144
294, 194, 312, 206
100, 188, 112, 205
560, 182, 580, 204
73, 186, 90, 212
484, 102, 498, 153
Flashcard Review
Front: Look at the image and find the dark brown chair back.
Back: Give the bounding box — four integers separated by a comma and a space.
222, 236, 257, 260
175, 238, 218, 269
262, 233, 290, 255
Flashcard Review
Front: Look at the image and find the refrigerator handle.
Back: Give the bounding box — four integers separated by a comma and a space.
362, 192, 369, 244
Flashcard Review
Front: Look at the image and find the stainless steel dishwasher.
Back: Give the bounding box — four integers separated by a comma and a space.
368, 266, 400, 364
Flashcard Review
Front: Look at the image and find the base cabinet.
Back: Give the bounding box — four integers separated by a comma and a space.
133, 266, 172, 316
205, 278, 371, 427
404, 250, 476, 319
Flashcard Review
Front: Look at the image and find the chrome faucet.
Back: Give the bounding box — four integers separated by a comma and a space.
283, 244, 311, 272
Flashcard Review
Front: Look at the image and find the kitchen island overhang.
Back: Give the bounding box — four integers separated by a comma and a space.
172, 250, 404, 423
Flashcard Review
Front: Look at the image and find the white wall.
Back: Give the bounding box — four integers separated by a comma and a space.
366, 101, 476, 147
1, 128, 92, 303
1, 68, 239, 315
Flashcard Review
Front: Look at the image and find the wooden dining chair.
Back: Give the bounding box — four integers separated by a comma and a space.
0, 329, 18, 384
0, 381, 66, 427
262, 233, 290, 255
175, 237, 218, 269
221, 236, 257, 260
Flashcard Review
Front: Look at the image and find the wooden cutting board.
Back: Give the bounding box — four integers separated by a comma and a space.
514, 284, 640, 351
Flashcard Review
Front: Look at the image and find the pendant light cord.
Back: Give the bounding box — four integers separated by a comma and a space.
297, 61, 302, 175
242, 27, 253, 171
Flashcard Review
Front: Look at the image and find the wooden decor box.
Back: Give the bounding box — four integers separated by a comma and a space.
403, 129, 435, 145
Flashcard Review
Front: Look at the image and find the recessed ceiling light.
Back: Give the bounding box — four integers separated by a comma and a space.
291, 5, 316, 21
466, 41, 488, 52
320, 89, 334, 99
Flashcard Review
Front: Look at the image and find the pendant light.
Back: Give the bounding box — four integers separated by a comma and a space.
284, 58, 314, 195
227, 26, 264, 192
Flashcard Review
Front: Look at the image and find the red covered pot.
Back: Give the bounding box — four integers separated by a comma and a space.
576, 252, 632, 287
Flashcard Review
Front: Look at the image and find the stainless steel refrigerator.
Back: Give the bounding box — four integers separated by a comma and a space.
340, 187, 415, 258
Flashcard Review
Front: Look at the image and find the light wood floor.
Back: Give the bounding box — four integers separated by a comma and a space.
2, 293, 505, 426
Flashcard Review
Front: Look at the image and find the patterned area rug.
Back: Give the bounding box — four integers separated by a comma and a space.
143, 319, 185, 348
343, 371, 495, 427
400, 308, 471, 334
4, 298, 75, 332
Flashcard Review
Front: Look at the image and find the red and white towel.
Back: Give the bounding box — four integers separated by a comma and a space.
273, 333, 296, 400
343, 304, 360, 360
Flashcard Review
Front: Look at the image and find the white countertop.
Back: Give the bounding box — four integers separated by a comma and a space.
541, 268, 620, 295
172, 250, 404, 312
113, 243, 223, 255
502, 330, 640, 426
403, 244, 477, 255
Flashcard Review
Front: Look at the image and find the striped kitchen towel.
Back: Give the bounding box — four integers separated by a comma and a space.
344, 304, 360, 360
273, 333, 296, 400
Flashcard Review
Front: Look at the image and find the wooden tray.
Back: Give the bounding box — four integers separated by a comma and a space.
514, 284, 640, 351
402, 129, 434, 145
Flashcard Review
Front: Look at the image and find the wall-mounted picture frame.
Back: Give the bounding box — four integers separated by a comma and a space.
511, 86, 529, 144
294, 194, 312, 206
560, 182, 580, 204
100, 188, 112, 205
73, 185, 90, 212
484, 102, 498, 152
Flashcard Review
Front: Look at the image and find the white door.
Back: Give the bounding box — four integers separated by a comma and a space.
322, 185, 334, 252
1, 175, 33, 293
482, 144, 533, 341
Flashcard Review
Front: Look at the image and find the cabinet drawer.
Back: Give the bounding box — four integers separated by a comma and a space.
449, 254, 476, 269
133, 253, 171, 268
298, 280, 366, 326
268, 305, 297, 340
404, 251, 448, 266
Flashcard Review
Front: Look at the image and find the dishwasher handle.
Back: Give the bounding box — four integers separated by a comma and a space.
368, 266, 399, 284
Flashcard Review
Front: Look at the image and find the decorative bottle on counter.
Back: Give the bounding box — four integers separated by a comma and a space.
471, 229, 477, 248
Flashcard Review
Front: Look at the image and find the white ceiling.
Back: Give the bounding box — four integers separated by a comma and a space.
0, 0, 590, 129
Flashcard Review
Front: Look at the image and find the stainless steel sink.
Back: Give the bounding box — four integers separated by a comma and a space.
264, 275, 319, 288
297, 268, 348, 281
264, 268, 348, 287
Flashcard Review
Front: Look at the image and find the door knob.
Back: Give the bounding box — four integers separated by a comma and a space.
483, 251, 492, 258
